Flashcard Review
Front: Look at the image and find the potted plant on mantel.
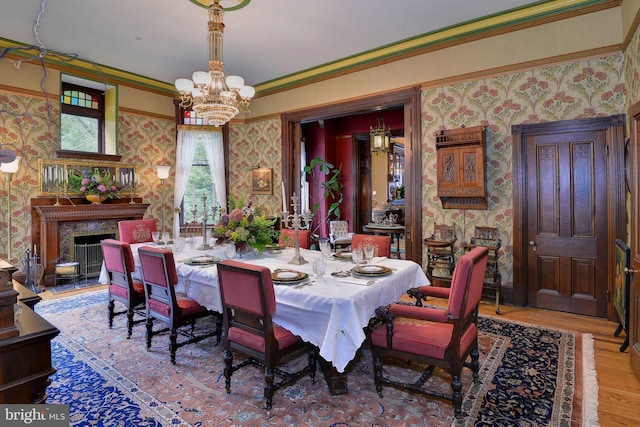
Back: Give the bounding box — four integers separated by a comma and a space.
303, 157, 344, 235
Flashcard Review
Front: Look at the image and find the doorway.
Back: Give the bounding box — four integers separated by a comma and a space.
281, 87, 422, 264
512, 116, 626, 317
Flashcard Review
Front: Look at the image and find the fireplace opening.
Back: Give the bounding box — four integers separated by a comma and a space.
73, 233, 115, 278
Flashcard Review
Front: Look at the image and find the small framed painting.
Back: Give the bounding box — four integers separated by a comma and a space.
250, 168, 273, 195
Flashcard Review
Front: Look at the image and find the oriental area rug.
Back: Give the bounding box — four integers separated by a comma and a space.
35, 290, 599, 426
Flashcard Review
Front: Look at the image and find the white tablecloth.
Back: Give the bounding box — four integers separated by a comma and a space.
100, 241, 429, 372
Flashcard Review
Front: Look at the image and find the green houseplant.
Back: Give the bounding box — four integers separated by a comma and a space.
303, 157, 344, 230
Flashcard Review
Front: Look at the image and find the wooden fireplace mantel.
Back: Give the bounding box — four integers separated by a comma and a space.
30, 198, 149, 286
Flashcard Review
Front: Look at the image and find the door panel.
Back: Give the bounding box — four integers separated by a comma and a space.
526, 131, 607, 316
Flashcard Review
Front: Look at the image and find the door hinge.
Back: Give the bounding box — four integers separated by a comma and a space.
606, 289, 610, 303
605, 145, 609, 156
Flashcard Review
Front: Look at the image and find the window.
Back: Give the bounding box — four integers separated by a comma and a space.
174, 130, 226, 235
60, 82, 104, 152
182, 141, 214, 224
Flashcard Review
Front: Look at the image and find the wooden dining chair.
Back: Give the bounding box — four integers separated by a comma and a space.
217, 259, 317, 411
351, 233, 391, 258
278, 228, 311, 249
367, 246, 489, 420
138, 246, 221, 364
118, 219, 158, 244
101, 239, 146, 338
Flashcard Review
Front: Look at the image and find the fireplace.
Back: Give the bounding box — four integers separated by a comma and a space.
30, 198, 149, 286
73, 233, 116, 278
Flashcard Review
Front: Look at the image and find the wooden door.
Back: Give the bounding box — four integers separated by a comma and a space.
630, 106, 640, 378
525, 130, 608, 316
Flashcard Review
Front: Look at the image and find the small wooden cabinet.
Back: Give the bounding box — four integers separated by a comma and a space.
436, 126, 487, 209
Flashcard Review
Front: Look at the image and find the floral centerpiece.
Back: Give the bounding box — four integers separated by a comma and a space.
69, 168, 121, 203
213, 201, 277, 253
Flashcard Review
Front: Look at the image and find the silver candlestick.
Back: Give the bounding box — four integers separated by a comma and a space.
282, 193, 312, 265
197, 194, 212, 250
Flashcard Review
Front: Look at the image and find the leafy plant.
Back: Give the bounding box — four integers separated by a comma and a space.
69, 168, 121, 199
303, 157, 344, 221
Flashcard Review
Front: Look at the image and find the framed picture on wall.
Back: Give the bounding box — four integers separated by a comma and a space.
250, 168, 273, 195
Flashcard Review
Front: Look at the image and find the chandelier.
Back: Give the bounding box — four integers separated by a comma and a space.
174, 0, 254, 127
370, 112, 391, 154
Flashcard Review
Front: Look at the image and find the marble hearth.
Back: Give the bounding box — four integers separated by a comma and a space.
30, 198, 149, 286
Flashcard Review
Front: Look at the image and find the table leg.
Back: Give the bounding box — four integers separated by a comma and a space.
318, 358, 349, 395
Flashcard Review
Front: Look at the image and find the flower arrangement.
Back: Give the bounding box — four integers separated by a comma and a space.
213, 201, 277, 252
69, 168, 121, 199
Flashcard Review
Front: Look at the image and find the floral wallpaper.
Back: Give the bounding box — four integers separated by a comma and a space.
0, 91, 175, 265
228, 118, 283, 217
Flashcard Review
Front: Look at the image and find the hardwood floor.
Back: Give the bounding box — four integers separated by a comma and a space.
39, 286, 639, 425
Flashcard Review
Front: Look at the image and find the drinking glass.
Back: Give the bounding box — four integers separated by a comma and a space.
312, 257, 326, 279
162, 232, 171, 244
151, 231, 160, 243
173, 237, 185, 253
352, 248, 363, 266
364, 244, 375, 263
319, 239, 331, 258
224, 242, 236, 259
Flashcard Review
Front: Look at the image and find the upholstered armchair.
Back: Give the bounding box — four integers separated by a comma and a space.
368, 246, 489, 420
329, 220, 352, 252
350, 233, 391, 258
118, 219, 158, 244
278, 228, 311, 249
138, 246, 221, 364
101, 239, 146, 338
217, 260, 317, 411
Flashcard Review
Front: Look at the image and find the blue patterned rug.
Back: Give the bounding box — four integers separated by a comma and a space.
36, 291, 598, 426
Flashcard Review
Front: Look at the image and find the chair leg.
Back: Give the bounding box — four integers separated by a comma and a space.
108, 299, 115, 328
123, 308, 134, 338
451, 373, 463, 419
470, 344, 480, 382
308, 347, 317, 381
223, 349, 233, 393
264, 367, 275, 410
169, 329, 178, 365
373, 352, 384, 397
145, 318, 153, 349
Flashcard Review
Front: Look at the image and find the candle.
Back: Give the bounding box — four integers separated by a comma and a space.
281, 182, 286, 212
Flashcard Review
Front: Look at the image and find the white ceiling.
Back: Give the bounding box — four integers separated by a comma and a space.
1, 0, 545, 89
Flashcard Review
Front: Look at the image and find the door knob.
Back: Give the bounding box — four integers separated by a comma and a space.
624, 267, 640, 274
529, 241, 536, 251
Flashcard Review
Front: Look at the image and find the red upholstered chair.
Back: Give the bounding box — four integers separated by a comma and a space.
278, 229, 311, 249
217, 260, 317, 411
118, 219, 158, 244
367, 246, 489, 420
101, 239, 146, 338
138, 246, 221, 364
351, 233, 391, 258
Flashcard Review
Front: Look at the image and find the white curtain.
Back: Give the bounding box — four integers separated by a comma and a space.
203, 131, 227, 212
173, 129, 226, 238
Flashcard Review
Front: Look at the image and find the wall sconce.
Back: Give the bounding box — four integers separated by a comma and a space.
155, 165, 171, 244
1, 155, 22, 261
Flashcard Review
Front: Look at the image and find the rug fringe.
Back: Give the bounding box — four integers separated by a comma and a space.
582, 333, 600, 427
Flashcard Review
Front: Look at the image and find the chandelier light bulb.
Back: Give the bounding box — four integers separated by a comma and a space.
174, 0, 253, 125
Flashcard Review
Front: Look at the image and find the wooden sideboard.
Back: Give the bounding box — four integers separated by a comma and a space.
0, 260, 59, 403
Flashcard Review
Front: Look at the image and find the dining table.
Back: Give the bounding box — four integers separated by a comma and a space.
99, 237, 430, 394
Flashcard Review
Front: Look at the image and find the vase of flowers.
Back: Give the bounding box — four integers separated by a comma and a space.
213, 202, 277, 253
69, 168, 121, 204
